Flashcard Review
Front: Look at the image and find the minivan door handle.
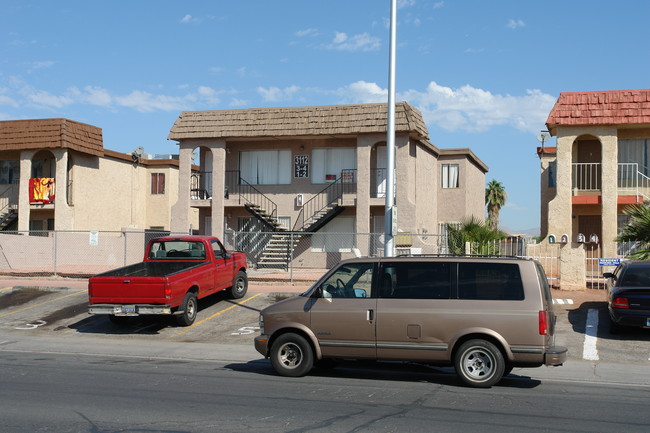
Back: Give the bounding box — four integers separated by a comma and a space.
367, 309, 374, 321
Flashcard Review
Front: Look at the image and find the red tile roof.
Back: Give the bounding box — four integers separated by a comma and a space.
546, 89, 650, 132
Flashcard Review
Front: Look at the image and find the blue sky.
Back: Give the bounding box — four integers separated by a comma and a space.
2, 0, 650, 233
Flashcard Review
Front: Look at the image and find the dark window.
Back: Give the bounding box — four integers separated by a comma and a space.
380, 262, 451, 299
151, 173, 165, 194
458, 262, 524, 300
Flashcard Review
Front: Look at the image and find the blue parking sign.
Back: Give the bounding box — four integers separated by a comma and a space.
598, 258, 621, 267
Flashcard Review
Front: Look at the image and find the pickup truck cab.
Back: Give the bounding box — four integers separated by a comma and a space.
88, 235, 247, 326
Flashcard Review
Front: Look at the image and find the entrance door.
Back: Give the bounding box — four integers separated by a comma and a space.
309, 262, 377, 359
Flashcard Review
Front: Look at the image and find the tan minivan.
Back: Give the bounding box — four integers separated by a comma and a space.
254, 256, 567, 387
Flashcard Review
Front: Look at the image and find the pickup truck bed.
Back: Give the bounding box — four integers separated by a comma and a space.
95, 261, 206, 278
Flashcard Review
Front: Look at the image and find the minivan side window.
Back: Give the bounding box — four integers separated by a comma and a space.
320, 263, 374, 298
458, 262, 524, 300
380, 262, 451, 299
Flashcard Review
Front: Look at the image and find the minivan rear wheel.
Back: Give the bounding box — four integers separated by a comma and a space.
455, 339, 505, 388
270, 333, 314, 377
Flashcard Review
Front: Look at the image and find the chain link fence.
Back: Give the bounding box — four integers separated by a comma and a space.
0, 229, 637, 287
0, 230, 187, 276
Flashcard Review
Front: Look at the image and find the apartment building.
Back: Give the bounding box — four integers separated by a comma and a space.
541, 89, 650, 288
167, 102, 488, 265
0, 118, 193, 233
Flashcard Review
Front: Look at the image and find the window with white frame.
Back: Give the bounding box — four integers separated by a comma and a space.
441, 164, 459, 188
239, 150, 291, 185
312, 216, 355, 252
312, 148, 356, 183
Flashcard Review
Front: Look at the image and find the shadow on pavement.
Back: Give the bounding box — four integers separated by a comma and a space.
224, 358, 542, 389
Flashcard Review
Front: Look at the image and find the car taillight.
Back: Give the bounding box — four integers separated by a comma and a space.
611, 297, 629, 309
165, 287, 172, 299
539, 310, 548, 335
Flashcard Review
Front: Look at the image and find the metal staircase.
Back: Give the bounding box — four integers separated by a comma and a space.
0, 208, 17, 231
223, 171, 354, 269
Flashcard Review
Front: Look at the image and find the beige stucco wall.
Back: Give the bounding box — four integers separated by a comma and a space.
436, 155, 486, 228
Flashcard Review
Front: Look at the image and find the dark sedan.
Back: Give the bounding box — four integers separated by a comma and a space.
604, 261, 650, 333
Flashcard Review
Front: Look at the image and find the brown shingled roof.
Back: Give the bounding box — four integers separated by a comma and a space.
0, 118, 104, 156
546, 89, 650, 134
168, 102, 429, 141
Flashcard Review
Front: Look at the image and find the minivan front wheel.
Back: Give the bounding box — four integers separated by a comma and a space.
270, 333, 314, 377
455, 339, 505, 388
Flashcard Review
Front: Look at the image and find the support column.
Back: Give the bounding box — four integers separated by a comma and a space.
599, 130, 618, 258
210, 140, 226, 239
170, 141, 194, 233
52, 149, 73, 230
355, 137, 372, 234
17, 150, 35, 232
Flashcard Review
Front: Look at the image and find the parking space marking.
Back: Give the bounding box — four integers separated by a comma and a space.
583, 308, 599, 361
0, 290, 86, 319
172, 293, 262, 338
553, 299, 574, 305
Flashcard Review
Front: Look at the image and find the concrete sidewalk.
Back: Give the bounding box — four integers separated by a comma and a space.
0, 270, 608, 301
0, 271, 314, 295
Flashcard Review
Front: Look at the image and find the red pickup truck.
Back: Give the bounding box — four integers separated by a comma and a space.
88, 235, 247, 326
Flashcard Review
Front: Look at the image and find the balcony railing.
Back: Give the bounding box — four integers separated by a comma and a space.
190, 171, 212, 199
572, 163, 601, 192
572, 162, 650, 200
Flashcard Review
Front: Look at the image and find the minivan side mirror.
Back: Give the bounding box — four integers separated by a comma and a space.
603, 272, 615, 279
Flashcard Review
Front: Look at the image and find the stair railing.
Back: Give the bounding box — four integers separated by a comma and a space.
230, 172, 279, 227
292, 169, 356, 231
0, 183, 18, 216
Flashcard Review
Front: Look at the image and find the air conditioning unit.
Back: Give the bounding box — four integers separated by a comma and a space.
296, 194, 304, 207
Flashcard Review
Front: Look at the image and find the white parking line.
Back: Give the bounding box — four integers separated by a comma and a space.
553, 299, 574, 305
583, 308, 599, 361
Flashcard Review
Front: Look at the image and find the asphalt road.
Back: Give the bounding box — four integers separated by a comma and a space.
1, 283, 650, 432
1, 346, 649, 433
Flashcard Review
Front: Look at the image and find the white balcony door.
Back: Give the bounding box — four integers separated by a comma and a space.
376, 146, 386, 198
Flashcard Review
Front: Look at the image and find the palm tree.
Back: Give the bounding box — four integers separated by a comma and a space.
616, 202, 650, 259
485, 180, 507, 230
446, 216, 508, 255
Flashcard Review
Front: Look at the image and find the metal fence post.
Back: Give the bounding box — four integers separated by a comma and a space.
289, 231, 294, 284
52, 230, 57, 276
123, 231, 127, 267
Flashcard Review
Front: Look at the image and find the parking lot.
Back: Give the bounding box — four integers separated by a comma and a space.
0, 277, 648, 367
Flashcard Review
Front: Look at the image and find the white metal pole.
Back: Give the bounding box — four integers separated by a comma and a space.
384, 0, 397, 257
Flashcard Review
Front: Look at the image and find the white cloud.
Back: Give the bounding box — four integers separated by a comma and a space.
433, 1, 444, 8
180, 14, 198, 24
327, 32, 381, 52
10, 83, 223, 112
398, 0, 416, 8
229, 98, 248, 107
257, 85, 300, 102
24, 88, 74, 108
400, 81, 556, 133
296, 28, 319, 37
335, 80, 555, 134
507, 19, 526, 29
336, 81, 387, 104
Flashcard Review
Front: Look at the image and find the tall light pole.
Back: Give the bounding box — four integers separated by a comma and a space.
384, 0, 397, 257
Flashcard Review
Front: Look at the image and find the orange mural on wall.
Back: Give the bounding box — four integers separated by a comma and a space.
29, 178, 55, 203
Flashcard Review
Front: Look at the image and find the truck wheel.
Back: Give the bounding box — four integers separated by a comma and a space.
454, 339, 505, 388
270, 333, 314, 377
176, 292, 198, 326
228, 271, 248, 299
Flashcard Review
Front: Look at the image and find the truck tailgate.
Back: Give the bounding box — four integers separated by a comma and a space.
89, 277, 169, 304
